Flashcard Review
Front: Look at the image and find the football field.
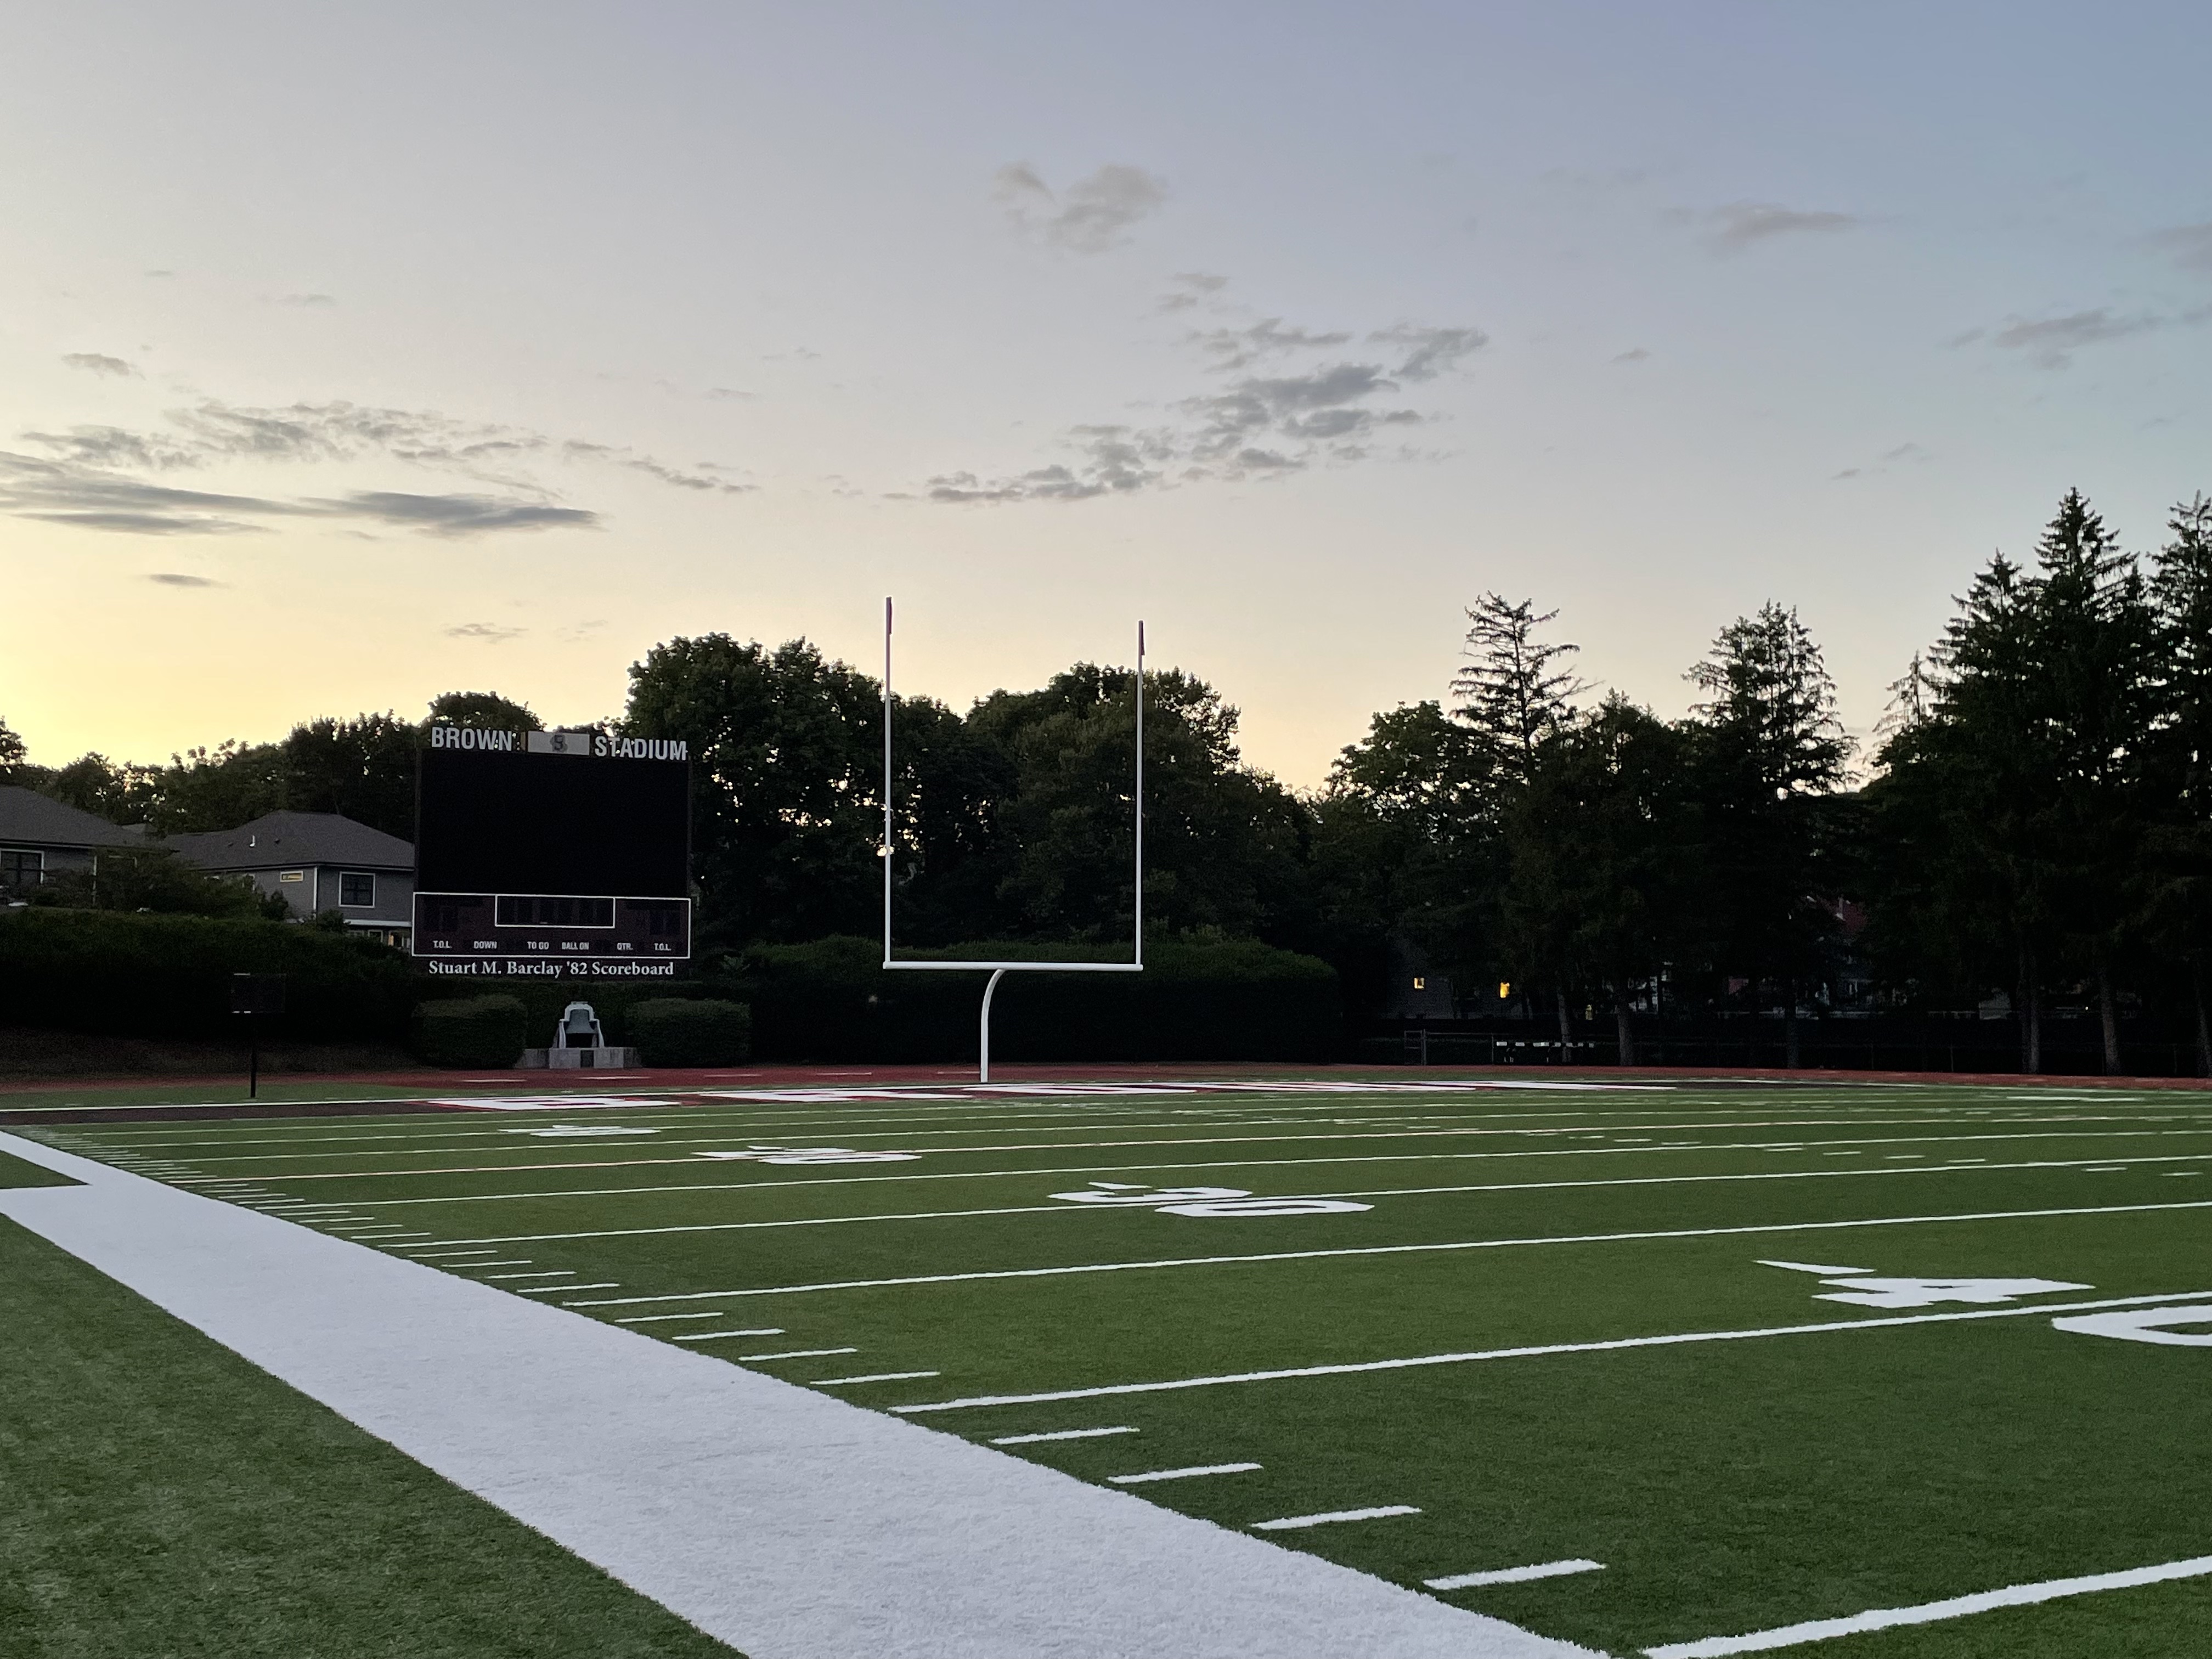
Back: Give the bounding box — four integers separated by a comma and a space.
20, 1074, 2212, 1657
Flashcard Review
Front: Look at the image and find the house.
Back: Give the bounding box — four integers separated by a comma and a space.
165, 811, 415, 945
0, 785, 148, 896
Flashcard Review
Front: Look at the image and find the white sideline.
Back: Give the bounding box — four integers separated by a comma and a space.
1641, 1554, 2212, 1657
0, 1132, 1591, 1659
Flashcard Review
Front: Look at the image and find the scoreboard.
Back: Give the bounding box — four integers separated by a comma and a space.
411, 727, 692, 979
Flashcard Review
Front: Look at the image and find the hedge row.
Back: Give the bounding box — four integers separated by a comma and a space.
0, 911, 1336, 1064
733, 935, 1341, 1063
408, 980, 732, 1047
628, 999, 751, 1066
0, 908, 416, 1041
412, 996, 529, 1066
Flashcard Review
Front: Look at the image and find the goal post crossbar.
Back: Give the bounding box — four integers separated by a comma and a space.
879, 597, 1145, 1078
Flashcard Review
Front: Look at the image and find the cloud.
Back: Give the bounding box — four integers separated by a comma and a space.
7, 394, 747, 538
1987, 308, 2162, 368
314, 492, 599, 535
560, 441, 751, 493
1158, 272, 1228, 312
2148, 222, 2212, 273
1369, 324, 1487, 381
1189, 319, 1353, 370
444, 622, 527, 642
1611, 347, 1651, 364
271, 293, 336, 306
146, 572, 223, 586
1832, 440, 1931, 481
0, 448, 598, 537
918, 295, 1481, 504
1686, 201, 1859, 253
704, 387, 755, 400
61, 353, 138, 377
996, 162, 1168, 253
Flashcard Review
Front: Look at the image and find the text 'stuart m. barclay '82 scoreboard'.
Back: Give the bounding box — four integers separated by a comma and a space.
411, 726, 692, 979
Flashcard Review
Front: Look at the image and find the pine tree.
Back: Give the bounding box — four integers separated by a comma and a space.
1685, 603, 1850, 1066
2146, 496, 2212, 1071
1451, 595, 1587, 786
2024, 491, 2158, 1073
1451, 595, 1587, 1042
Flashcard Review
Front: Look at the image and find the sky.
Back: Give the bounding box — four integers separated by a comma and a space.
3, 1, 2208, 788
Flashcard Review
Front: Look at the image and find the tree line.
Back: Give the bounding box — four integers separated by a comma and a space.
4, 488, 2204, 1072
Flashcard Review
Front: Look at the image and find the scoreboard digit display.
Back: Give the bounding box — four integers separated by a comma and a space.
411, 727, 693, 980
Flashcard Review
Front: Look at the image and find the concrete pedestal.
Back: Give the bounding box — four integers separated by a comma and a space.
516, 1046, 641, 1070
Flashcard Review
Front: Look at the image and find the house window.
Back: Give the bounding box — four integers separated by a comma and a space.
340, 871, 375, 907
1, 848, 43, 891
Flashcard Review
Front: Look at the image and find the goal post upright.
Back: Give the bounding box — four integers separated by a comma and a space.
881, 597, 1146, 1081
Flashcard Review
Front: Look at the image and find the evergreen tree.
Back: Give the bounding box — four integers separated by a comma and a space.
2145, 496, 2212, 1070
1451, 595, 1587, 1039
2026, 490, 2158, 1071
1685, 602, 1851, 1065
1502, 697, 1694, 1063
1450, 595, 1587, 785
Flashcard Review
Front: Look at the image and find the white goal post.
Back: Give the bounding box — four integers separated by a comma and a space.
880, 598, 1144, 1081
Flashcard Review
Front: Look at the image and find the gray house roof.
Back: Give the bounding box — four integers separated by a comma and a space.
166, 811, 414, 873
0, 786, 149, 849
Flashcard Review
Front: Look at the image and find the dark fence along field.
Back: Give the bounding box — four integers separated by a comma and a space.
1366, 1015, 2209, 1078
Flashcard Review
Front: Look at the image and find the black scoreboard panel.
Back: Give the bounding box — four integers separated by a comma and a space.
412, 742, 692, 972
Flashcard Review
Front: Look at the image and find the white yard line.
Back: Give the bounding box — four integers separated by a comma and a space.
671, 1329, 786, 1342
567, 1200, 2212, 1307
812, 1371, 942, 1386
1110, 1464, 1262, 1484
1642, 1554, 2212, 1657
150, 1118, 2200, 1186
1428, 1562, 1604, 1590
0, 1130, 1591, 1659
320, 1127, 2212, 1210
384, 1155, 2211, 1248
1254, 1507, 1421, 1531
741, 1347, 860, 1361
993, 1426, 1139, 1444
889, 1291, 2212, 1415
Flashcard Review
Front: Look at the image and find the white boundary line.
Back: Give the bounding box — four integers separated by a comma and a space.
1643, 1554, 2212, 1657
564, 1200, 2212, 1307
887, 1291, 2212, 1414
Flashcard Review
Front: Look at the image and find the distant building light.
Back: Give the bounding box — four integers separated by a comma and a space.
1498, 980, 1511, 999
1412, 977, 1425, 990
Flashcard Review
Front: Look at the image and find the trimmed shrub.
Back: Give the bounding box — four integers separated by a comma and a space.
733, 935, 1340, 1063
627, 998, 751, 1067
0, 907, 415, 1042
408, 980, 727, 1047
411, 996, 528, 1067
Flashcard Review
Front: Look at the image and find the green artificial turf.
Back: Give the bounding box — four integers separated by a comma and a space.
0, 1216, 738, 1659
28, 1077, 2212, 1656
0, 1149, 75, 1187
